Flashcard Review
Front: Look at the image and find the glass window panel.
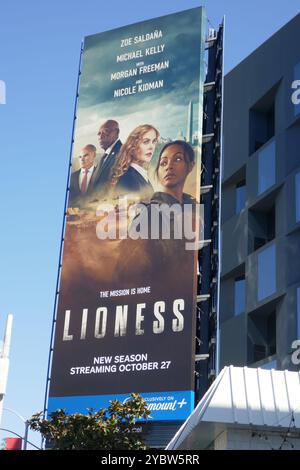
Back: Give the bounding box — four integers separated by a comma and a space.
258, 140, 275, 195
235, 277, 245, 315
236, 184, 246, 214
258, 243, 276, 301
260, 360, 277, 370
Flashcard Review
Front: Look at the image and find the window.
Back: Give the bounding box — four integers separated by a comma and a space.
293, 62, 300, 116
258, 140, 276, 195
248, 204, 275, 253
234, 277, 245, 315
296, 172, 300, 222
247, 310, 276, 364
236, 181, 246, 214
260, 359, 277, 370
258, 243, 276, 301
249, 86, 276, 155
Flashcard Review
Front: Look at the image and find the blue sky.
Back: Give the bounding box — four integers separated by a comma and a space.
0, 0, 299, 449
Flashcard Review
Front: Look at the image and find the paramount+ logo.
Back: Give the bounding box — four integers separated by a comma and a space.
0, 80, 6, 104
123, 395, 188, 412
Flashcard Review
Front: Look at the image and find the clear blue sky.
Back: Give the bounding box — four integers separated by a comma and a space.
0, 0, 299, 449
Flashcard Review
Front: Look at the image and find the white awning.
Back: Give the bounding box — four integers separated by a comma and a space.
166, 366, 300, 450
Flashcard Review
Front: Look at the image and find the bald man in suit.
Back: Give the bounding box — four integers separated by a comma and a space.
69, 144, 99, 205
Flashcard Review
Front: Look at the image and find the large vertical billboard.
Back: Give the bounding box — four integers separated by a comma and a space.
47, 7, 206, 422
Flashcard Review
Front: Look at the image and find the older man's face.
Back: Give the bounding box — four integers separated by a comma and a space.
98, 122, 119, 150
79, 148, 96, 169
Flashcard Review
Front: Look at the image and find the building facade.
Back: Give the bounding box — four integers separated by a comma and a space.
220, 14, 300, 371
167, 367, 300, 450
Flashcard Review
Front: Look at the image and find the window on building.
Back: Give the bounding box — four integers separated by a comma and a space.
258, 139, 276, 195
247, 310, 276, 364
296, 172, 300, 222
249, 86, 277, 155
293, 62, 300, 116
258, 243, 276, 301
249, 204, 275, 253
234, 276, 245, 315
260, 359, 277, 370
236, 181, 246, 214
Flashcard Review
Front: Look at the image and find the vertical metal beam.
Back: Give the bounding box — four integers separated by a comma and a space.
195, 20, 224, 401
43, 42, 84, 427
215, 17, 225, 376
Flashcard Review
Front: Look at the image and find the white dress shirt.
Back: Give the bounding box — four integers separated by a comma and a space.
101, 139, 120, 165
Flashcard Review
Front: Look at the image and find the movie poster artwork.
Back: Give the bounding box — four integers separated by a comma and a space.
48, 7, 206, 421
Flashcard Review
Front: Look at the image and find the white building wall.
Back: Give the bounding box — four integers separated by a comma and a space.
213, 430, 228, 450
215, 428, 300, 450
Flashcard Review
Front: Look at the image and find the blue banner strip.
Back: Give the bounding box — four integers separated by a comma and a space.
48, 390, 194, 421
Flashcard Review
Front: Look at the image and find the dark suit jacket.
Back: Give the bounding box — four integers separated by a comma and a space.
94, 139, 122, 191
69, 166, 99, 205
116, 166, 153, 199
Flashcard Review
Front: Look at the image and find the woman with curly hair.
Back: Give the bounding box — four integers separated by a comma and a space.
110, 124, 159, 199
